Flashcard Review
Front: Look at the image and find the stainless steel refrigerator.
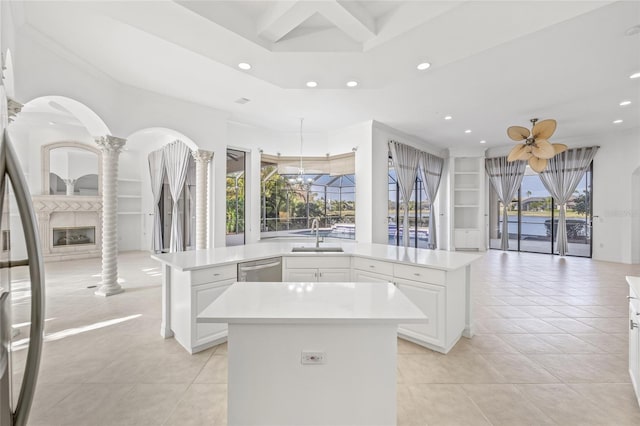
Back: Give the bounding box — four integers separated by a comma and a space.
0, 127, 45, 426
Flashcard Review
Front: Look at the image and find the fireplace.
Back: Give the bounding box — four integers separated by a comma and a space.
53, 226, 96, 247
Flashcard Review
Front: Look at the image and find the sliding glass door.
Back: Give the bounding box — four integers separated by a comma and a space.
489, 164, 593, 257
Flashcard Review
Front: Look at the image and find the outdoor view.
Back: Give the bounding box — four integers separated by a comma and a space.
260, 158, 356, 240
388, 161, 432, 249
489, 164, 593, 257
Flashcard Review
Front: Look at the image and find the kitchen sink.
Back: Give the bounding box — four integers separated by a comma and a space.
291, 246, 344, 253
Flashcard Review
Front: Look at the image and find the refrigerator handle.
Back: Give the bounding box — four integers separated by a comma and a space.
0, 129, 45, 426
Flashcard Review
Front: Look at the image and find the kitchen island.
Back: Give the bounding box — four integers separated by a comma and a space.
198, 281, 427, 426
152, 241, 482, 354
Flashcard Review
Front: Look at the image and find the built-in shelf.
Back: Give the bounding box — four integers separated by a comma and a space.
117, 195, 142, 199
117, 212, 143, 215
451, 157, 484, 251
118, 178, 142, 183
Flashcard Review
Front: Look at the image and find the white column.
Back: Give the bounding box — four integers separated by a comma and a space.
63, 178, 76, 196
94, 135, 126, 297
192, 150, 213, 250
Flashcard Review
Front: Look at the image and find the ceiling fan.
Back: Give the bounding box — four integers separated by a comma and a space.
506, 118, 567, 172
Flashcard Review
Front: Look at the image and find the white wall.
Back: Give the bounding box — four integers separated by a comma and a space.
590, 127, 640, 264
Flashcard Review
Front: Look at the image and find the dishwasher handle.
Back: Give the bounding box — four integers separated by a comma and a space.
238, 261, 281, 272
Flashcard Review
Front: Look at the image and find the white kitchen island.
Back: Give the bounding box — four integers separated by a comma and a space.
152, 241, 482, 354
198, 281, 427, 426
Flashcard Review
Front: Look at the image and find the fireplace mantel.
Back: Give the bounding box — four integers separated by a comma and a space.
32, 195, 103, 261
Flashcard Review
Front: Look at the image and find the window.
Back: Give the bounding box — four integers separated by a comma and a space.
226, 149, 246, 246
388, 158, 431, 248
260, 154, 355, 240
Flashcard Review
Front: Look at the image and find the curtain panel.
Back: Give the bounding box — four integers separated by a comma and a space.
538, 146, 598, 256
418, 151, 444, 249
389, 141, 420, 247
485, 156, 527, 250
148, 149, 165, 253
163, 140, 192, 253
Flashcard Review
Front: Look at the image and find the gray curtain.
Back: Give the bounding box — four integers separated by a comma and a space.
418, 151, 444, 249
538, 146, 598, 256
163, 140, 192, 252
148, 149, 165, 253
389, 141, 419, 247
485, 157, 527, 250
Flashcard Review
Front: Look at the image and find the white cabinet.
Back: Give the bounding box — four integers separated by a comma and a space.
454, 229, 480, 249
352, 256, 468, 354
352, 257, 394, 283
395, 278, 445, 347
451, 157, 485, 251
628, 276, 640, 407
170, 263, 236, 353
283, 256, 351, 282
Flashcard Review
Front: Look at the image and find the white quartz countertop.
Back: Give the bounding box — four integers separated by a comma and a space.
627, 276, 640, 297
197, 281, 428, 324
152, 241, 483, 272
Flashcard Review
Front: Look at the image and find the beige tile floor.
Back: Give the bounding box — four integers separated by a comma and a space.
7, 250, 640, 425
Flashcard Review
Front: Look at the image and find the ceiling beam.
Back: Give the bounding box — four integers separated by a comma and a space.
257, 0, 376, 45
257, 1, 315, 43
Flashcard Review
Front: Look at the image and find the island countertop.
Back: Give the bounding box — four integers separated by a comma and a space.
152, 241, 483, 272
197, 281, 428, 325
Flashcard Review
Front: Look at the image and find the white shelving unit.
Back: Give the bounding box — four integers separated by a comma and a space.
451, 157, 485, 251
117, 179, 142, 251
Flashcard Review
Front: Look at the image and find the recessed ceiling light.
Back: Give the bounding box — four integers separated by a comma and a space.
238, 62, 251, 70
464, 129, 472, 134
620, 100, 632, 106
613, 119, 623, 124
346, 81, 358, 88
630, 72, 640, 79
416, 62, 431, 71
479, 140, 486, 144
306, 81, 318, 88
444, 115, 453, 120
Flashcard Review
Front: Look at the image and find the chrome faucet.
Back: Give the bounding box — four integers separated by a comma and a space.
311, 218, 320, 248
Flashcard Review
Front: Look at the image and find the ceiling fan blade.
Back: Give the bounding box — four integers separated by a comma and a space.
532, 139, 555, 159
528, 156, 547, 173
532, 119, 557, 139
507, 144, 527, 162
518, 148, 533, 161
507, 126, 530, 141
553, 143, 568, 154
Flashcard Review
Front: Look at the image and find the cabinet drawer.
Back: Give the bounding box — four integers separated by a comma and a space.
191, 264, 237, 285
353, 257, 394, 276
394, 264, 445, 285
285, 256, 350, 269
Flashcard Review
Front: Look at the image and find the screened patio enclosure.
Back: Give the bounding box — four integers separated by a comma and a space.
260, 154, 356, 240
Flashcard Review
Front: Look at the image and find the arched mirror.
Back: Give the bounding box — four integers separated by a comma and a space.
42, 142, 102, 196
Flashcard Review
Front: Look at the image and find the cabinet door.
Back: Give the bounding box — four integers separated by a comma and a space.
630, 303, 640, 397
396, 279, 445, 347
318, 269, 351, 282
284, 269, 318, 282
194, 280, 233, 344
353, 270, 393, 284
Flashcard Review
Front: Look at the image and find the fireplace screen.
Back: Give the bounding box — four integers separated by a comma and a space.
53, 226, 96, 247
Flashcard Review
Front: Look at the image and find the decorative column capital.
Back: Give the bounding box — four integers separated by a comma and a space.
95, 135, 126, 153
7, 98, 23, 122
192, 149, 213, 164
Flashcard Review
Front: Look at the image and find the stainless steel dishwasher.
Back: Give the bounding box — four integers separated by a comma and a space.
237, 257, 282, 282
